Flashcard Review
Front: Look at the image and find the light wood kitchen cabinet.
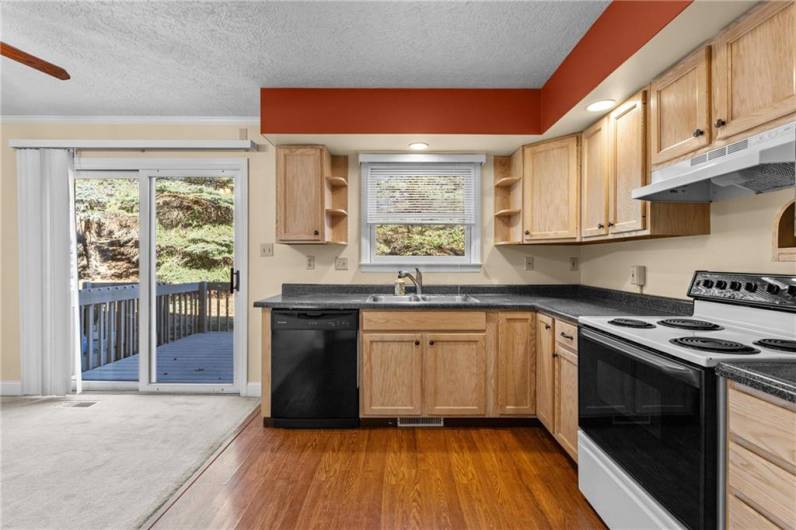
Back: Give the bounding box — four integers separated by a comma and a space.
726, 381, 796, 529
607, 91, 647, 235
276, 145, 348, 244
522, 135, 580, 243
423, 333, 487, 416
711, 2, 796, 141
361, 333, 423, 416
553, 347, 578, 462
581, 117, 609, 239
535, 313, 555, 431
649, 46, 712, 166
496, 312, 536, 415
493, 150, 524, 245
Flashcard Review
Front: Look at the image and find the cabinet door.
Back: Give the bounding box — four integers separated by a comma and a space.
423, 333, 486, 416
649, 47, 711, 165
276, 146, 323, 241
535, 314, 555, 431
554, 347, 578, 461
497, 312, 536, 415
609, 91, 647, 234
712, 2, 796, 140
361, 333, 423, 416
581, 118, 609, 239
523, 135, 580, 241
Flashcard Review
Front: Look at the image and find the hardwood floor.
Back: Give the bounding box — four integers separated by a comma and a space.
151, 416, 605, 529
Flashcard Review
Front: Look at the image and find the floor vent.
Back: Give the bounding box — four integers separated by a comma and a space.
397, 417, 444, 428
61, 401, 98, 408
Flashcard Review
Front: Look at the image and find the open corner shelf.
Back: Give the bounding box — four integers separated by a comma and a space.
773, 199, 796, 262
493, 153, 524, 245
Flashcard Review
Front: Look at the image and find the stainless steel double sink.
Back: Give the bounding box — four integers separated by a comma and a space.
365, 294, 480, 304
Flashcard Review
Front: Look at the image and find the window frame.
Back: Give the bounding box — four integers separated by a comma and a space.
359, 154, 484, 272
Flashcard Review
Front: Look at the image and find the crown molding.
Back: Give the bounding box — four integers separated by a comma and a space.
0, 115, 260, 124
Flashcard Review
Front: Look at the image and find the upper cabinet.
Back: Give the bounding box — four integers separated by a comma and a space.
276, 145, 348, 244
711, 2, 796, 141
581, 117, 610, 239
649, 46, 712, 165
522, 135, 580, 243
607, 91, 647, 235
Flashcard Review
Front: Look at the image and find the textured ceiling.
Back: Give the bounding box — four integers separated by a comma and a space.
0, 1, 608, 116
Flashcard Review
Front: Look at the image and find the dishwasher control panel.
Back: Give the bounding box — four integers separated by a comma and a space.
272, 310, 358, 330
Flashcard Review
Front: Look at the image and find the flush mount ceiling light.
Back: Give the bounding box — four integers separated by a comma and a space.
586, 99, 616, 112
408, 142, 429, 150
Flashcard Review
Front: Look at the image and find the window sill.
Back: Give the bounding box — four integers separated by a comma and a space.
359, 263, 482, 273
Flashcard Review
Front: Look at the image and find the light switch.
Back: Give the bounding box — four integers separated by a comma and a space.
306, 256, 315, 270
259, 243, 274, 257
335, 257, 349, 271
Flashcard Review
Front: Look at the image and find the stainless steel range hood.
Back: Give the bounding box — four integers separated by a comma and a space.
632, 121, 795, 202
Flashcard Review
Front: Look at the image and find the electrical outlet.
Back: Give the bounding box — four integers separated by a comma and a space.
630, 265, 647, 286
306, 255, 315, 270
569, 257, 579, 271
524, 256, 534, 271
335, 257, 349, 271
259, 243, 273, 257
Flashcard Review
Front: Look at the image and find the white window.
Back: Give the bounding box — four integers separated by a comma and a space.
360, 154, 484, 271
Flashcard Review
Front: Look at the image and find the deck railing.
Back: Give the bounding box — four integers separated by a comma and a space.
78, 281, 232, 372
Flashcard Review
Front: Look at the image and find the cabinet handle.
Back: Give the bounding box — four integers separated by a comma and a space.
313, 229, 320, 236
524, 230, 530, 235
714, 119, 726, 128
429, 340, 435, 346
597, 223, 604, 229
414, 340, 420, 346
552, 351, 558, 358
544, 323, 551, 330
560, 332, 574, 341
692, 128, 704, 138
608, 221, 615, 227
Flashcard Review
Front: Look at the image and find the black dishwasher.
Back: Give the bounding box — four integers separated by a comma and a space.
271, 310, 359, 428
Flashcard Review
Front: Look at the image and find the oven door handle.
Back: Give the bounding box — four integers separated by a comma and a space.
581, 328, 702, 388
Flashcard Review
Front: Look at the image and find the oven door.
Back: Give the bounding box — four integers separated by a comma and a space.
579, 327, 716, 530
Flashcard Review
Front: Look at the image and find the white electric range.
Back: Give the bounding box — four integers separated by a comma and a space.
577, 271, 796, 530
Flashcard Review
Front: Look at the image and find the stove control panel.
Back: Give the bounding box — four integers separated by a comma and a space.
689, 271, 796, 311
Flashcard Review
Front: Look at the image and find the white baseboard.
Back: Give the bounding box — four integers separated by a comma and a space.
246, 382, 262, 397
0, 380, 22, 396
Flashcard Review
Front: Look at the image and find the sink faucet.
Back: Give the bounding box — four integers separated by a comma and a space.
398, 268, 423, 295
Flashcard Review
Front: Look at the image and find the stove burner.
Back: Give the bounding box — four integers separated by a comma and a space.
670, 337, 759, 354
753, 338, 796, 353
658, 318, 723, 331
608, 318, 655, 329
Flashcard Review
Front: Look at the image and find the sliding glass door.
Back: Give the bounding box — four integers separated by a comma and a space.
73, 160, 247, 393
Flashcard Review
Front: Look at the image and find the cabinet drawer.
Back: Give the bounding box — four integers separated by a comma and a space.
728, 441, 796, 527
554, 319, 578, 352
361, 311, 486, 332
728, 383, 796, 468
727, 494, 778, 530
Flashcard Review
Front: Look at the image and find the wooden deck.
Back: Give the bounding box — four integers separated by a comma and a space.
82, 331, 233, 383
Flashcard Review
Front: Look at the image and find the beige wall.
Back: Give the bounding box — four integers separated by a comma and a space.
0, 120, 580, 385
580, 189, 796, 299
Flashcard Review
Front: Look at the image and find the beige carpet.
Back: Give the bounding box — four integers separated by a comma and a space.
0, 393, 258, 530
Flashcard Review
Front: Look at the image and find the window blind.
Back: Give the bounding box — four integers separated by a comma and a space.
365, 163, 477, 224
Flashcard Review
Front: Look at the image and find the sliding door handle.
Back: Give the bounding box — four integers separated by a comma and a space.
229, 267, 240, 293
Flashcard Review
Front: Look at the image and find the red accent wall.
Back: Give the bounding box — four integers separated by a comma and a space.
541, 0, 692, 130
260, 1, 693, 135
260, 88, 541, 134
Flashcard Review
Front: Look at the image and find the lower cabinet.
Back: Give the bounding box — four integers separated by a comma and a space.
536, 313, 579, 461
361, 333, 423, 416
497, 312, 537, 415
423, 333, 487, 416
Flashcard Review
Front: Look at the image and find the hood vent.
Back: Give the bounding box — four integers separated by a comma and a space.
633, 121, 795, 202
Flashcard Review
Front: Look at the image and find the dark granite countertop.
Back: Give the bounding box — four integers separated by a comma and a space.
254, 284, 692, 323
716, 362, 796, 403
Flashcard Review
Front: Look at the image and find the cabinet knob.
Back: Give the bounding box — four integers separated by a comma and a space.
714, 119, 726, 128
429, 340, 435, 346
608, 221, 615, 227
524, 230, 530, 235
597, 223, 605, 229
692, 128, 704, 138
313, 229, 320, 236
544, 323, 551, 330
414, 340, 420, 346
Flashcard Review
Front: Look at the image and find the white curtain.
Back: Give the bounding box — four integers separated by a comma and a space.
17, 149, 77, 396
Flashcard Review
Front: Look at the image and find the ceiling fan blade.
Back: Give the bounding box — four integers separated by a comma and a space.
0, 42, 70, 80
